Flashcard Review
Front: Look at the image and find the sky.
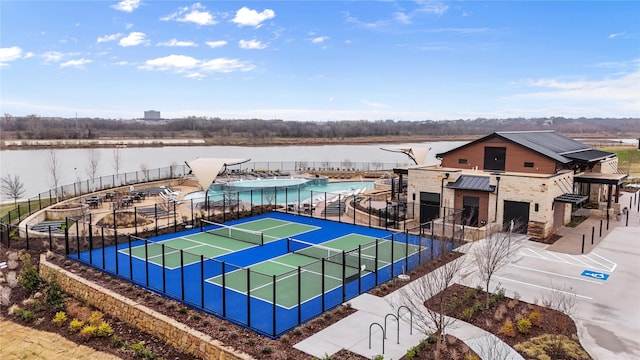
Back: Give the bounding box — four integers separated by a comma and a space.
1, 0, 639, 121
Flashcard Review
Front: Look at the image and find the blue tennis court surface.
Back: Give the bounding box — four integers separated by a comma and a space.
72, 211, 455, 337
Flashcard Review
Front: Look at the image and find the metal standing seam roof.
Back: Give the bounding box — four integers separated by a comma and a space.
445, 175, 495, 192
435, 131, 615, 164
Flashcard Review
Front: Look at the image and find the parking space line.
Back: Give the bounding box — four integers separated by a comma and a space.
588, 253, 617, 272
520, 248, 546, 259
566, 254, 596, 268
507, 264, 603, 285
494, 276, 593, 300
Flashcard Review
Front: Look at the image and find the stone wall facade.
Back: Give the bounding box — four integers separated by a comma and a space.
38, 254, 254, 360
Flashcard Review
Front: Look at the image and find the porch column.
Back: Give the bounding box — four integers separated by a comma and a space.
607, 184, 613, 209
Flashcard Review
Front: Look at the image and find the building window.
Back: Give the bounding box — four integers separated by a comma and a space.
483, 147, 506, 171
524, 162, 534, 168
458, 158, 468, 164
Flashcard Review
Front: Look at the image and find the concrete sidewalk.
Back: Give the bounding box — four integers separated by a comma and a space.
294, 291, 523, 360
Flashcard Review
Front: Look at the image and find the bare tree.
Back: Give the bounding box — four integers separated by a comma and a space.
540, 283, 579, 353
85, 149, 101, 191
471, 222, 521, 309
474, 334, 514, 360
1, 174, 25, 206
392, 257, 464, 360
112, 148, 123, 175
47, 149, 63, 200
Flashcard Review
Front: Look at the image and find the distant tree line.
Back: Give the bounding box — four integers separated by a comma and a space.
1, 113, 638, 140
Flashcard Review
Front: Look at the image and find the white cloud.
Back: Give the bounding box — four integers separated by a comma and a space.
42, 51, 65, 62
0, 46, 23, 65
200, 58, 255, 73
157, 39, 197, 47
97, 33, 123, 43
311, 36, 329, 44
60, 59, 92, 68
361, 99, 389, 109
238, 39, 267, 50
393, 12, 412, 25
232, 7, 275, 27
139, 54, 254, 76
608, 32, 625, 39
111, 0, 141, 13
119, 32, 148, 47
161, 3, 216, 26
415, 1, 449, 16
206, 40, 228, 48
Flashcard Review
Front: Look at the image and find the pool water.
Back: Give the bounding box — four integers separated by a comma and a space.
183, 180, 374, 205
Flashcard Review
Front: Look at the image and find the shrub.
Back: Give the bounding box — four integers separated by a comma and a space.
464, 353, 480, 360
529, 311, 542, 326
472, 301, 483, 313
97, 321, 114, 337
52, 311, 67, 326
499, 319, 516, 337
461, 307, 474, 320
111, 334, 124, 348
18, 253, 41, 293
406, 347, 417, 359
16, 309, 34, 322
88, 311, 104, 326
80, 324, 98, 338
45, 279, 66, 311
69, 318, 84, 332
261, 346, 273, 354
517, 318, 532, 334
507, 299, 519, 309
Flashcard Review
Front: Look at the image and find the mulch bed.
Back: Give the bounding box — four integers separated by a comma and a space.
428, 283, 593, 360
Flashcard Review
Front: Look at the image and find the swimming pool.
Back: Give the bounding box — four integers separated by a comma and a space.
183, 179, 374, 205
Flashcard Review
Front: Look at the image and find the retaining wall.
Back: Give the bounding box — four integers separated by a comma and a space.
39, 254, 254, 360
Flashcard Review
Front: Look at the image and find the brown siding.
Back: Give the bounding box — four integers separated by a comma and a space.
453, 189, 490, 226
441, 138, 558, 174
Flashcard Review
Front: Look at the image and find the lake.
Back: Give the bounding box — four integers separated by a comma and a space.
0, 141, 466, 200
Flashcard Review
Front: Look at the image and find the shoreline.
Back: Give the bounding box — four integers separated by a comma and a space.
2, 134, 637, 151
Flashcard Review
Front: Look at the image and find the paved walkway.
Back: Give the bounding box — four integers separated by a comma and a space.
294, 190, 640, 359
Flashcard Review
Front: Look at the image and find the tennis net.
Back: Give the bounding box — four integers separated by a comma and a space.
287, 238, 376, 272
201, 219, 264, 246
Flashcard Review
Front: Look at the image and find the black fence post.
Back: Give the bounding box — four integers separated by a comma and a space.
591, 226, 595, 245
321, 258, 326, 312
25, 224, 29, 250
134, 208, 138, 236
222, 261, 226, 317
75, 221, 80, 259
297, 266, 302, 325
391, 234, 395, 278
272, 274, 277, 337
180, 250, 185, 301
114, 230, 119, 275
581, 234, 585, 254
173, 201, 177, 232
88, 223, 93, 264
101, 227, 105, 270
201, 255, 205, 308
246, 269, 251, 328
128, 235, 133, 280
161, 244, 166, 293
144, 240, 149, 287
154, 204, 158, 236
48, 226, 53, 251
599, 219, 603, 237
38, 194, 42, 210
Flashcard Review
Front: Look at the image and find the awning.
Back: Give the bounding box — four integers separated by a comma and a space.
446, 175, 495, 192
554, 193, 589, 204
574, 172, 628, 185
186, 157, 250, 191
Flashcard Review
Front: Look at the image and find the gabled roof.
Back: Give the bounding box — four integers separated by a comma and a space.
446, 175, 495, 192
436, 131, 615, 164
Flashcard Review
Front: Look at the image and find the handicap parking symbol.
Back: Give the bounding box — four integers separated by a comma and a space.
581, 270, 609, 281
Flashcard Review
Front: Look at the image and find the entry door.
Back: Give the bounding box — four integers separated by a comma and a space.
420, 192, 440, 227
462, 196, 479, 227
503, 200, 530, 233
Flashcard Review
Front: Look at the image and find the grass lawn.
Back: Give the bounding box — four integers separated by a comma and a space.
597, 145, 640, 179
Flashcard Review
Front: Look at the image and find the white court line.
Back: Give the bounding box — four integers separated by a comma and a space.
589, 253, 618, 272
507, 264, 603, 285
494, 276, 593, 300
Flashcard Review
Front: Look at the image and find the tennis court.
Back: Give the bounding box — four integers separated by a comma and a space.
73, 212, 454, 337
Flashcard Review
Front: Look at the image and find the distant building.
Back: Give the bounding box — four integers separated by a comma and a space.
144, 110, 161, 120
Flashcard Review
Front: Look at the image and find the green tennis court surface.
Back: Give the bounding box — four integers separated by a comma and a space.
119, 217, 318, 269
206, 234, 420, 308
